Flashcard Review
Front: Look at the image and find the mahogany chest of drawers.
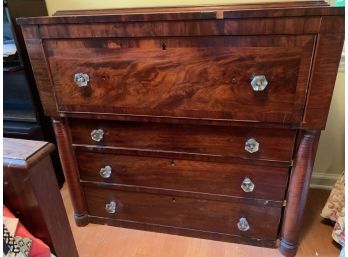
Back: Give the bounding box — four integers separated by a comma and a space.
18, 2, 344, 256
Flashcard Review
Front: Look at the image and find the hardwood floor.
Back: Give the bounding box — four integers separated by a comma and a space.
61, 185, 340, 257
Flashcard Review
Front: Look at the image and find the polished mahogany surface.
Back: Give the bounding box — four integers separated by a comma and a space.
3, 138, 78, 257
18, 2, 344, 256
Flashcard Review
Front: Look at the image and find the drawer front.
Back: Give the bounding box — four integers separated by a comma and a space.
70, 119, 296, 162
77, 152, 289, 201
84, 187, 282, 240
45, 35, 314, 123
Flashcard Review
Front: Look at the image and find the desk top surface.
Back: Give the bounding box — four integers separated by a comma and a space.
16, 1, 343, 25
3, 138, 55, 168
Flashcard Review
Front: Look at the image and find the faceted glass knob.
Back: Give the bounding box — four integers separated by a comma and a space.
245, 138, 259, 153
100, 165, 112, 178
241, 177, 255, 192
237, 217, 250, 231
74, 73, 89, 87
250, 75, 268, 91
105, 201, 117, 214
91, 129, 104, 142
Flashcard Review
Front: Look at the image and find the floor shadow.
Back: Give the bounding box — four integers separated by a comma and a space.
298, 188, 331, 241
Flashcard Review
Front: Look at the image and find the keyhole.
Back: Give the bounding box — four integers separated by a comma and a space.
162, 42, 167, 50
171, 160, 175, 167
172, 197, 176, 203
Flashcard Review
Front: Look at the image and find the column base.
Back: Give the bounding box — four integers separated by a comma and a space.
279, 239, 298, 257
74, 213, 89, 227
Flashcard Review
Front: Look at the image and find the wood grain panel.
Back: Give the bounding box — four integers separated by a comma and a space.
87, 215, 277, 248
302, 17, 345, 129
83, 186, 282, 241
22, 25, 58, 117
76, 152, 289, 201
45, 36, 314, 124
80, 180, 283, 207
69, 119, 296, 163
61, 184, 342, 257
38, 18, 321, 39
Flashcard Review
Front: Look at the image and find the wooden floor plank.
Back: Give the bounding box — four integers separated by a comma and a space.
61, 185, 340, 257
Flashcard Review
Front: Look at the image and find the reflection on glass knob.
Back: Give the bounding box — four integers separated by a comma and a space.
245, 138, 259, 153
237, 217, 250, 231
241, 177, 255, 192
91, 129, 104, 142
74, 73, 90, 87
250, 75, 268, 91
100, 165, 112, 178
105, 201, 116, 214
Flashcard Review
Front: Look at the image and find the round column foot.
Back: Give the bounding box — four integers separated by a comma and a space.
279, 239, 298, 257
74, 213, 89, 227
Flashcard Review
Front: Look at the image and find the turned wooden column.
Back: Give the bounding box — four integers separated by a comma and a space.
280, 130, 320, 257
52, 118, 89, 226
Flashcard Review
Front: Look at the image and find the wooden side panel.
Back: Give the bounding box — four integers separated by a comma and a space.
302, 16, 345, 129
21, 25, 58, 117
28, 157, 79, 257
3, 139, 78, 257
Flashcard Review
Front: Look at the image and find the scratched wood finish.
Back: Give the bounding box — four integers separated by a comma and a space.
69, 119, 296, 163
83, 186, 282, 241
45, 36, 314, 124
76, 151, 289, 201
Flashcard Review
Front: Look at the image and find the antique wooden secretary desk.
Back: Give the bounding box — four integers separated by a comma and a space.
18, 1, 344, 256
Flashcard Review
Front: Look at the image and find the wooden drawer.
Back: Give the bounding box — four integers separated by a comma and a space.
84, 186, 282, 240
69, 119, 296, 163
76, 151, 289, 202
45, 35, 314, 124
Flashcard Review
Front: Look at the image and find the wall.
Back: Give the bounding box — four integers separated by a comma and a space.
311, 70, 345, 188
44, 0, 345, 188
45, 0, 307, 15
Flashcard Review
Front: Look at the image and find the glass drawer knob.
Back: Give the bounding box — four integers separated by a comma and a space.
74, 73, 89, 87
100, 165, 112, 178
91, 129, 104, 142
105, 201, 116, 214
245, 138, 259, 153
237, 217, 250, 231
241, 177, 255, 192
250, 75, 268, 91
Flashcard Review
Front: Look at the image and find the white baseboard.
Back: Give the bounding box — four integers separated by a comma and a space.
310, 172, 340, 190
